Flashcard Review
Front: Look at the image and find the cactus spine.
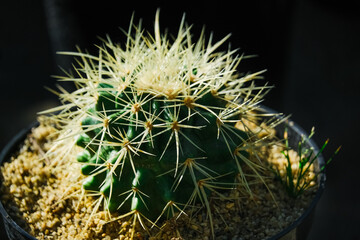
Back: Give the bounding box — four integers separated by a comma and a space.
45, 11, 273, 234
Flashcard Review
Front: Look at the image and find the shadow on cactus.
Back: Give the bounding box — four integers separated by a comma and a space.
42, 11, 281, 237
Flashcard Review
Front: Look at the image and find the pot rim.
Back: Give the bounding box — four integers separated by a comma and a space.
0, 108, 326, 240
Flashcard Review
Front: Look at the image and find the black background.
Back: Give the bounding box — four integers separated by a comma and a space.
1, 0, 359, 239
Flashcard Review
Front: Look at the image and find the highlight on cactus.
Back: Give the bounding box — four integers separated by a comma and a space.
41, 10, 281, 237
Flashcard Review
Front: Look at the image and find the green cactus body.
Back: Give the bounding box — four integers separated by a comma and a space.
76, 85, 248, 220
46, 11, 271, 227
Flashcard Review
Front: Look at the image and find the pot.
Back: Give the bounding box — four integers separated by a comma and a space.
0, 112, 325, 240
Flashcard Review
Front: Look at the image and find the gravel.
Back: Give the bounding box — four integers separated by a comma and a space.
0, 121, 317, 240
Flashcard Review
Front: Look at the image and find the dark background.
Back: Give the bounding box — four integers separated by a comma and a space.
0, 0, 359, 239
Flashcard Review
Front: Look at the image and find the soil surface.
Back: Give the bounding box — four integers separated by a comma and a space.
0, 121, 317, 240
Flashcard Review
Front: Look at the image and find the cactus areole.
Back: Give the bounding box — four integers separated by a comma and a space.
45, 11, 272, 224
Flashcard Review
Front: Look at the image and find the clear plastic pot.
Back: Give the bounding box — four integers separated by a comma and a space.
0, 109, 325, 240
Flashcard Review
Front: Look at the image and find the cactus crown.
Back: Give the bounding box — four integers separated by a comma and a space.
44, 11, 276, 236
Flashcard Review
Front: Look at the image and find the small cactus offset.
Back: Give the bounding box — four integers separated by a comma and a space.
44, 11, 275, 234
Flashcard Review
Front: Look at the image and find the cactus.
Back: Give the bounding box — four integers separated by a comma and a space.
44, 11, 274, 235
